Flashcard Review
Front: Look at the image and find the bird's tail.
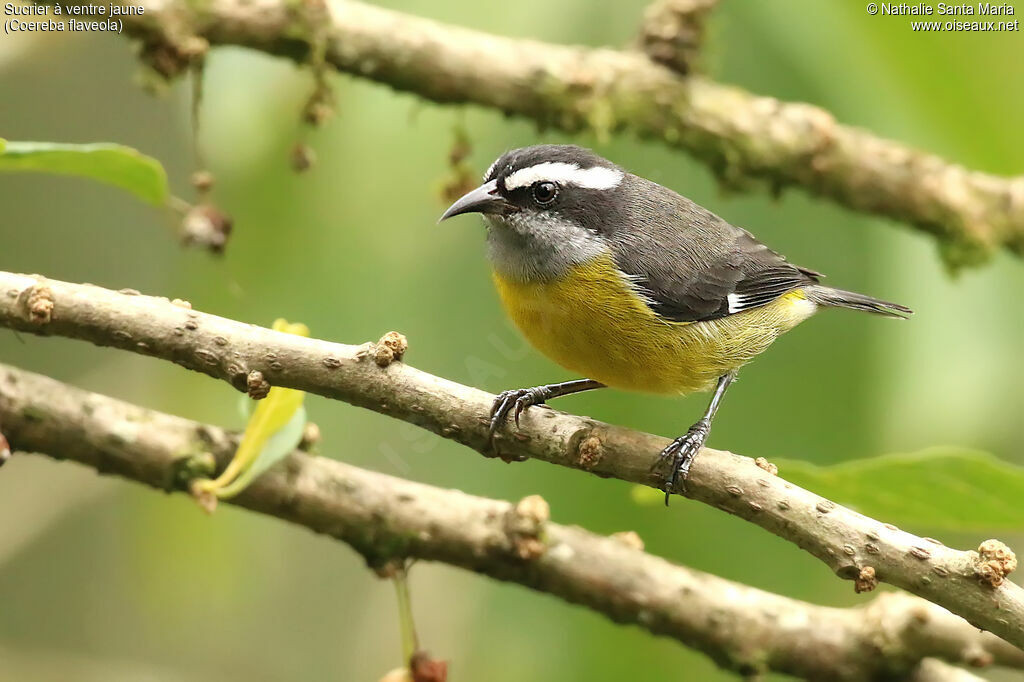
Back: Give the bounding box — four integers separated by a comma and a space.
805, 285, 913, 319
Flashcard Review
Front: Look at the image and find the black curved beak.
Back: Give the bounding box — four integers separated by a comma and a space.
438, 180, 509, 222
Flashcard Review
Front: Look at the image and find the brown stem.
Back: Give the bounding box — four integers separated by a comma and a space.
637, 0, 720, 74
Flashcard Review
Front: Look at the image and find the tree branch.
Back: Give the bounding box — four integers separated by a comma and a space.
0, 271, 1021, 651
0, 363, 1018, 681
102, 0, 1024, 268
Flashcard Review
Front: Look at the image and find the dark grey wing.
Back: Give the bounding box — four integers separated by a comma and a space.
607, 177, 820, 323
714, 231, 822, 316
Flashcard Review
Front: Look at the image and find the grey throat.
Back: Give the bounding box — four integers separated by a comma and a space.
484, 211, 608, 282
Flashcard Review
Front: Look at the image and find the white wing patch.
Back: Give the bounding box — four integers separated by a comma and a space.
727, 291, 816, 318
503, 162, 624, 191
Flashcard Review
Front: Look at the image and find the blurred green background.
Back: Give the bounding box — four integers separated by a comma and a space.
2, 1, 1023, 680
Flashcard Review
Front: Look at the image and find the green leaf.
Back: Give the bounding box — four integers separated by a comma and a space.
774, 448, 1024, 532
0, 141, 168, 204
216, 406, 307, 499
631, 448, 1024, 532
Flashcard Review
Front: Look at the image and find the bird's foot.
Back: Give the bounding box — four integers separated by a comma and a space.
653, 418, 710, 506
487, 386, 552, 460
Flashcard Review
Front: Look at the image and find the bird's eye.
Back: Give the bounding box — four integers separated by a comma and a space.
531, 181, 558, 206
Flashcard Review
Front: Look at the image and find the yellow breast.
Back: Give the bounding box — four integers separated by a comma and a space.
492, 253, 816, 395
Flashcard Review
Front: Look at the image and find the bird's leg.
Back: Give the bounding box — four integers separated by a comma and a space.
489, 379, 605, 457
655, 372, 736, 505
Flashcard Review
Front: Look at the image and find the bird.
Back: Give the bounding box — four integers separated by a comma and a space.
439, 144, 912, 504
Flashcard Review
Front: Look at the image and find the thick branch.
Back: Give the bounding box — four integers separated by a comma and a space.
109, 0, 1024, 267
0, 363, 1017, 681
0, 271, 1022, 650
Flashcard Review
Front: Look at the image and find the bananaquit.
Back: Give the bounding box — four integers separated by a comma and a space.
440, 145, 912, 503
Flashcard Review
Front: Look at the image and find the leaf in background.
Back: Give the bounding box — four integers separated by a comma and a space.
190, 319, 311, 510
775, 448, 1024, 532
632, 448, 1024, 532
216, 406, 307, 498
0, 141, 168, 205
237, 393, 254, 421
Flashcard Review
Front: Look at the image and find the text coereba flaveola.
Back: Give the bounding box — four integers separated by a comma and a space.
440, 145, 912, 503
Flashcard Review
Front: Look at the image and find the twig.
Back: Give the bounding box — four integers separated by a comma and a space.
92, 0, 1024, 268
0, 271, 1021, 649
637, 0, 720, 74
0, 363, 1019, 681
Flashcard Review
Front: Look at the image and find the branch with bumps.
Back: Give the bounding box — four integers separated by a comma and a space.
0, 270, 1021, 653
84, 0, 1024, 268
2, 363, 1021, 681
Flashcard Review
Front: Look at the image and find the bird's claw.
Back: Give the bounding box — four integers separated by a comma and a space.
488, 386, 551, 456
653, 419, 710, 506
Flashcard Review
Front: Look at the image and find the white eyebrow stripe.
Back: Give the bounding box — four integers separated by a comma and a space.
503, 162, 624, 191
483, 157, 501, 181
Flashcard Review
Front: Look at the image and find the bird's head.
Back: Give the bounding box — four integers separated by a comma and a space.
439, 145, 628, 280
